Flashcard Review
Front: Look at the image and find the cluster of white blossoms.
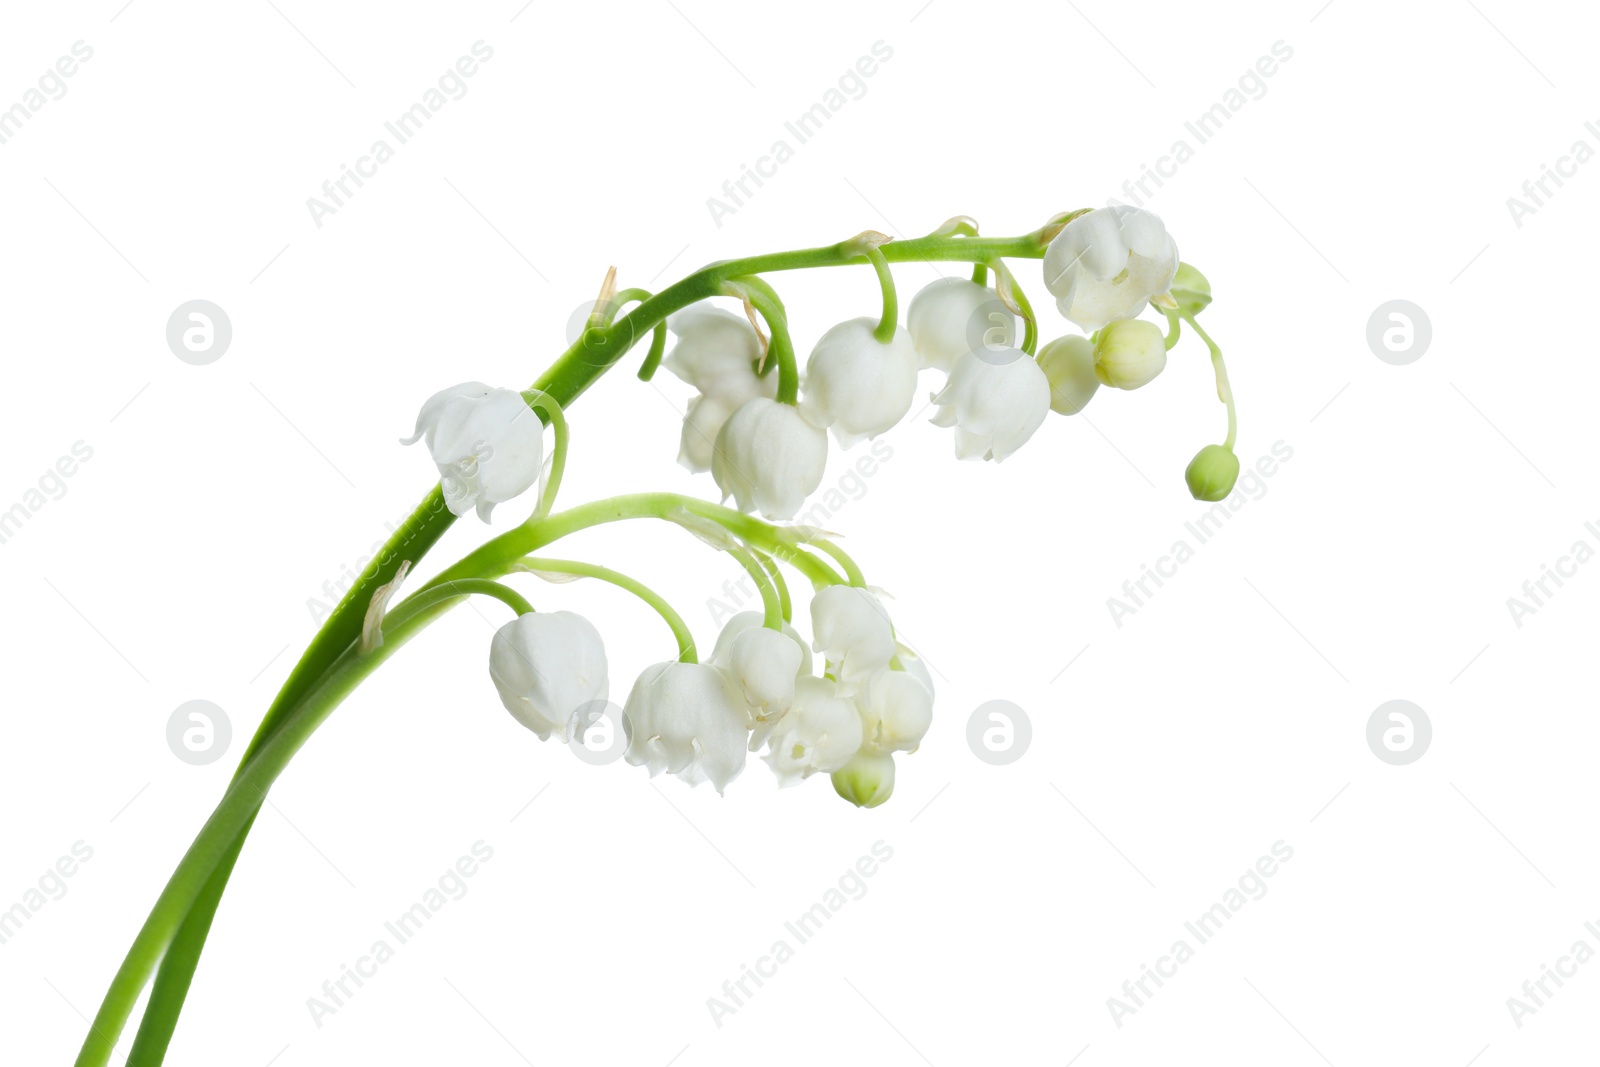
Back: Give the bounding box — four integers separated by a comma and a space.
661, 205, 1192, 521
393, 204, 1234, 806
487, 585, 930, 804
399, 379, 930, 803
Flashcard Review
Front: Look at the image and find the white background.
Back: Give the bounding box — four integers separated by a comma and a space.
2, 0, 1596, 1063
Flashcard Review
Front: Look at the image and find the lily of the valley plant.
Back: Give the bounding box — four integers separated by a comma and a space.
76, 205, 1242, 1065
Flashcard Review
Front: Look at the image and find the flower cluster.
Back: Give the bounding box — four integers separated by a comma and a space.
488, 584, 929, 805
79, 206, 1255, 1066
400, 379, 935, 805
655, 205, 1237, 518
389, 208, 1247, 805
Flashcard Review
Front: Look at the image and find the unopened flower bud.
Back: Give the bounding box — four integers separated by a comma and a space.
1184, 444, 1239, 501
1093, 319, 1167, 391
1169, 262, 1212, 318
1036, 335, 1100, 416
831, 749, 895, 808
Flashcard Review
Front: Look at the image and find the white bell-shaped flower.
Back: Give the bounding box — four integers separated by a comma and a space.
622, 661, 750, 794
1043, 205, 1179, 332
907, 277, 1016, 372
725, 626, 804, 715
709, 611, 811, 747
859, 667, 933, 754
709, 611, 812, 677
928, 348, 1051, 462
402, 383, 544, 521
1037, 335, 1101, 415
1094, 319, 1167, 390
810, 585, 895, 696
798, 318, 919, 447
488, 612, 609, 742
712, 397, 828, 520
761, 675, 864, 785
677, 388, 770, 474
664, 305, 766, 401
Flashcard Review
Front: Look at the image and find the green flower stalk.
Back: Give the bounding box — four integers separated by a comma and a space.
76, 207, 1248, 1066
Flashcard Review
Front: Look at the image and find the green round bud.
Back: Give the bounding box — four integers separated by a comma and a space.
831, 749, 896, 809
1169, 262, 1212, 318
1185, 444, 1239, 501
1037, 335, 1100, 415
1093, 319, 1167, 390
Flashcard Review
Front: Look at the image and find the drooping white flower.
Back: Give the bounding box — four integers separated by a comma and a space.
810, 585, 895, 696
709, 611, 813, 677
402, 383, 544, 521
858, 667, 933, 754
725, 626, 804, 715
488, 612, 609, 742
1043, 206, 1179, 332
1093, 319, 1167, 390
798, 318, 919, 446
712, 397, 827, 520
664, 305, 767, 401
761, 675, 864, 785
1036, 335, 1101, 415
928, 348, 1051, 462
906, 277, 1016, 372
677, 388, 771, 474
895, 647, 935, 701
622, 661, 750, 793
709, 611, 811, 747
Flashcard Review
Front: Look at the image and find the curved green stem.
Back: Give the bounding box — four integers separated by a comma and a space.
609, 287, 652, 318
1163, 310, 1183, 351
387, 578, 535, 624
637, 321, 668, 381
520, 391, 569, 521
77, 592, 461, 1067
727, 276, 798, 403
511, 556, 696, 662
755, 551, 792, 623
1183, 312, 1236, 450
862, 245, 898, 343
82, 225, 1058, 1067
990, 259, 1038, 357
725, 542, 782, 630
805, 536, 867, 588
